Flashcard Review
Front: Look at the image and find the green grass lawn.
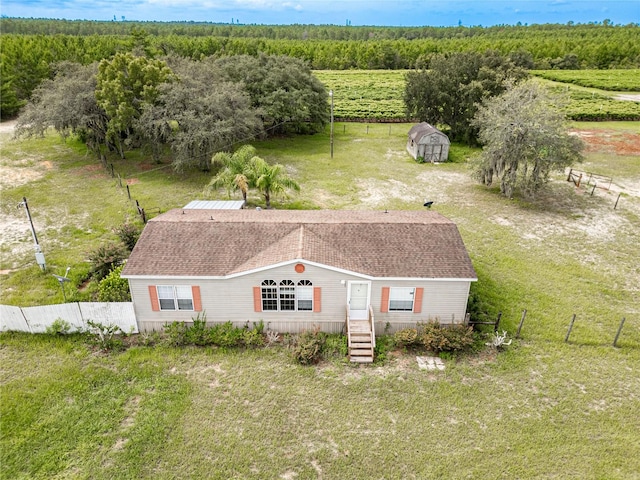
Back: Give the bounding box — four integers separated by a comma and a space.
1, 120, 640, 479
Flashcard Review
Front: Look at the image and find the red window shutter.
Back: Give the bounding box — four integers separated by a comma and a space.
313, 287, 321, 312
149, 285, 159, 312
380, 287, 390, 313
413, 287, 424, 314
192, 286, 202, 311
253, 286, 262, 312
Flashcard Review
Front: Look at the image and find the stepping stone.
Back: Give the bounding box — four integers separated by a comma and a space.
416, 356, 446, 371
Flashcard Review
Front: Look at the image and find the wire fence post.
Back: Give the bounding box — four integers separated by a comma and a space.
614, 193, 621, 210
516, 309, 527, 339
613, 317, 626, 348
565, 314, 576, 342
494, 312, 502, 333
126, 184, 131, 200
110, 163, 115, 177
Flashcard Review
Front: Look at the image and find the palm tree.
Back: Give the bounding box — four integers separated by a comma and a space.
251, 157, 301, 209
205, 145, 256, 205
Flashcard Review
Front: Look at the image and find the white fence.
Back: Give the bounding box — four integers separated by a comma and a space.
0, 303, 138, 334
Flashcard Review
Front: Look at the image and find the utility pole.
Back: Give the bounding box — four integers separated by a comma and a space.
18, 197, 46, 270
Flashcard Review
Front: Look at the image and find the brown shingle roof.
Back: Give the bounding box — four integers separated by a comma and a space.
122, 210, 476, 279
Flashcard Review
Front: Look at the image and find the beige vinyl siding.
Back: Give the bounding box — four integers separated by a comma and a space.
370, 280, 471, 334
129, 264, 472, 334
129, 263, 360, 333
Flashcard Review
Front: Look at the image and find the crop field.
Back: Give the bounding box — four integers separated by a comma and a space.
1, 118, 640, 478
532, 69, 640, 91
314, 70, 407, 119
315, 69, 640, 121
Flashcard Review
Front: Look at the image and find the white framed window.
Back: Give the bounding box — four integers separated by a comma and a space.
297, 280, 313, 311
389, 287, 415, 312
279, 280, 296, 311
157, 285, 194, 311
262, 280, 278, 311
260, 279, 314, 312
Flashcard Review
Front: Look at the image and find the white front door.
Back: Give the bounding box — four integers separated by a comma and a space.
348, 281, 370, 320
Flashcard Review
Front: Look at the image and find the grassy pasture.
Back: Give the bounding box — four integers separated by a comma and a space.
1, 120, 640, 478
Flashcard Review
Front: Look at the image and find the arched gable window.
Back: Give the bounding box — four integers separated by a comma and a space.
279, 280, 295, 311
261, 280, 277, 311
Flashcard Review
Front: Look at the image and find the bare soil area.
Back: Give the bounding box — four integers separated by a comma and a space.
614, 94, 640, 102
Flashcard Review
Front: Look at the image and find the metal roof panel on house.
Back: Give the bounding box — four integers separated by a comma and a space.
122, 210, 477, 280
183, 200, 245, 209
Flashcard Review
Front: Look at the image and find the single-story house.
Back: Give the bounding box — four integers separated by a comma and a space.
122, 209, 476, 356
407, 122, 450, 163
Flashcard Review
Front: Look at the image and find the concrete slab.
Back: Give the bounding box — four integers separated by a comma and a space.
416, 356, 445, 371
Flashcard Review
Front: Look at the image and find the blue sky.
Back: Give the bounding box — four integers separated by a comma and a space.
1, 0, 638, 26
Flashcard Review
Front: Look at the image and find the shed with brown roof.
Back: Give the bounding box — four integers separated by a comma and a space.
407, 122, 450, 163
122, 209, 476, 355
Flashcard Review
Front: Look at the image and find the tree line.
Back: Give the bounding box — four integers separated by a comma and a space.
2, 17, 636, 42
1, 20, 638, 116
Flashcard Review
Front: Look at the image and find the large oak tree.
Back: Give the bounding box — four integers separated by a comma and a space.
472, 80, 584, 198
404, 51, 527, 144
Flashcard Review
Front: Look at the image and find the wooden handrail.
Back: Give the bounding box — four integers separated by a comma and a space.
368, 305, 376, 348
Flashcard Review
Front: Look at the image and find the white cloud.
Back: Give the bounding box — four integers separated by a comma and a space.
282, 1, 304, 11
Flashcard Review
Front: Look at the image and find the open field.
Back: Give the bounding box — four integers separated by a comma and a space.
1, 120, 640, 478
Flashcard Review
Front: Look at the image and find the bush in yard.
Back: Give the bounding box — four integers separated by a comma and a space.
373, 335, 395, 364
209, 321, 244, 347
291, 328, 325, 365
88, 241, 128, 281
265, 329, 280, 346
186, 313, 210, 346
45, 318, 72, 335
163, 321, 189, 347
86, 320, 125, 352
97, 264, 131, 302
322, 334, 348, 360
419, 321, 475, 354
115, 222, 142, 251
393, 328, 419, 347
242, 327, 265, 348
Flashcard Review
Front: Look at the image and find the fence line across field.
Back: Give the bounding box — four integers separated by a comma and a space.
1, 301, 634, 349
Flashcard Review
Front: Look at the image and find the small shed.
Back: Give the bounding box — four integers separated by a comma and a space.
407, 122, 450, 163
